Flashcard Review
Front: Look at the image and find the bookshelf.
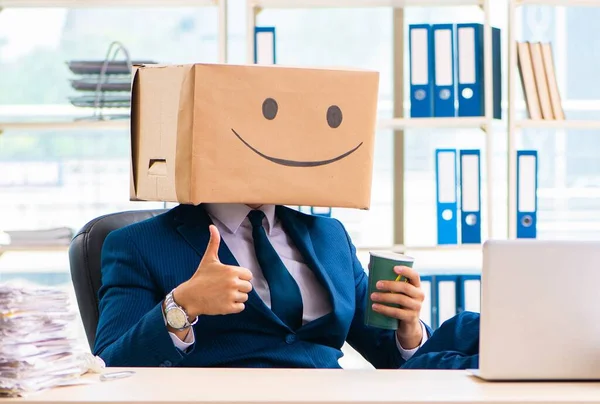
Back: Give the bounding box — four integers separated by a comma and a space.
246, 0, 499, 249
515, 120, 600, 130
506, 0, 600, 238
0, 0, 228, 131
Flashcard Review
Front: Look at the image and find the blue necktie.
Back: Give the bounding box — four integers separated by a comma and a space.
247, 210, 303, 330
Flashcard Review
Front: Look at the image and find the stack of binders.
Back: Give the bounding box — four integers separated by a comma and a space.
517, 41, 565, 120
435, 149, 482, 245
409, 23, 502, 119
435, 148, 539, 244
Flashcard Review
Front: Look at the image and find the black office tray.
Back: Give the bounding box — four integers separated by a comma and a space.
67, 60, 156, 75
69, 95, 131, 108
70, 78, 131, 92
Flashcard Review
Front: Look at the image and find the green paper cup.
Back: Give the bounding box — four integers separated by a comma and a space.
364, 251, 415, 330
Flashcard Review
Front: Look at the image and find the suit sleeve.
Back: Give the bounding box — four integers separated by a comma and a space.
337, 222, 405, 369
93, 228, 194, 367
401, 311, 480, 369
401, 351, 479, 369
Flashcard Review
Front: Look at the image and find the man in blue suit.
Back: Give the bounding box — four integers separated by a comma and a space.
94, 202, 434, 368
95, 63, 481, 369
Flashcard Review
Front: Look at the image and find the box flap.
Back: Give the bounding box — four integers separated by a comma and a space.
129, 64, 193, 203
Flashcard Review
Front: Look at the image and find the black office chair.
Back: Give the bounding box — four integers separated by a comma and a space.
68, 209, 167, 351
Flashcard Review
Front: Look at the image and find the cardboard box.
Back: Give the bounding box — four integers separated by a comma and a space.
130, 63, 379, 209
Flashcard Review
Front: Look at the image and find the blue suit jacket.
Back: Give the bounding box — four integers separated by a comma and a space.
94, 204, 421, 369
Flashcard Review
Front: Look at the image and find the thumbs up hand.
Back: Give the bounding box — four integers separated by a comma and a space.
173, 225, 253, 318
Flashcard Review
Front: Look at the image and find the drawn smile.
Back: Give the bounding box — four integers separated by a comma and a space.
231, 129, 363, 168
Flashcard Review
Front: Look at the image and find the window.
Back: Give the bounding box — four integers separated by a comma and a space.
0, 6, 222, 230
0, 129, 166, 231
0, 5, 224, 348
0, 6, 219, 347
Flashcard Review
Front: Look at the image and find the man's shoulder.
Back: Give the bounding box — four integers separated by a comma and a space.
277, 207, 356, 257
104, 207, 177, 242
277, 206, 345, 232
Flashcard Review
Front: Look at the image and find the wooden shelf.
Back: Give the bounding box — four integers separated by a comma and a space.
398, 244, 483, 251
516, 0, 600, 6
378, 117, 492, 130
358, 244, 483, 253
357, 245, 483, 273
1, 118, 500, 132
0, 0, 217, 7
249, 0, 484, 8
515, 120, 600, 130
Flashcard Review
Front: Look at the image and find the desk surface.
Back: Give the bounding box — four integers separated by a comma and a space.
8, 368, 600, 404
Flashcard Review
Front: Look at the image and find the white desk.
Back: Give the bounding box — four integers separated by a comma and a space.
8, 368, 600, 404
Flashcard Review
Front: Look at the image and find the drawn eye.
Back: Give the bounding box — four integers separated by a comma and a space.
262, 98, 278, 120
326, 105, 342, 128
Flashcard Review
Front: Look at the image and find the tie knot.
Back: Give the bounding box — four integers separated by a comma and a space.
247, 210, 266, 228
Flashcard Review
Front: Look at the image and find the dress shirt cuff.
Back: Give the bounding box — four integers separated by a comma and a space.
162, 306, 196, 351
395, 321, 428, 361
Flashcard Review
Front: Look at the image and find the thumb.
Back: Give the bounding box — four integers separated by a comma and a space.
201, 224, 221, 264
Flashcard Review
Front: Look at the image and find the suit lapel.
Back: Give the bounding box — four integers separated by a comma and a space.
174, 204, 212, 257
173, 204, 282, 324
174, 204, 238, 265
276, 206, 336, 316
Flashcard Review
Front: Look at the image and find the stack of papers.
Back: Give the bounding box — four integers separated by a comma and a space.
0, 284, 95, 397
4, 227, 73, 247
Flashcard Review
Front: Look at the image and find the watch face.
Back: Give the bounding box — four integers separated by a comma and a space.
166, 308, 187, 329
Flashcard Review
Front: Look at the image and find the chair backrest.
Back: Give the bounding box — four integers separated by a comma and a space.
68, 209, 167, 350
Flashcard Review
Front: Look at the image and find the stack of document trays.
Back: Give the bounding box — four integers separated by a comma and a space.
0, 284, 95, 397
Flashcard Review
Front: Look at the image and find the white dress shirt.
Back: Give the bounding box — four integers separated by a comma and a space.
166, 203, 427, 361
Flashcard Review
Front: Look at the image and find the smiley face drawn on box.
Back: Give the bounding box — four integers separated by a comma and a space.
231, 97, 363, 168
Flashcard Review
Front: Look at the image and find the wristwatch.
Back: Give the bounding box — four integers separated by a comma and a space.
164, 289, 198, 331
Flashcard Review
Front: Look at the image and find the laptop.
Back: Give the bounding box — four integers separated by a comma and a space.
471, 239, 600, 381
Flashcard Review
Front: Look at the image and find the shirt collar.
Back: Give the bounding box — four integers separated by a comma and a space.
203, 203, 276, 235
